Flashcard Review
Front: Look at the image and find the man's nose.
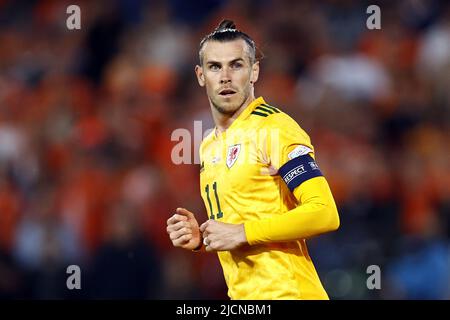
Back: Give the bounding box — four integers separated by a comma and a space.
220, 68, 231, 84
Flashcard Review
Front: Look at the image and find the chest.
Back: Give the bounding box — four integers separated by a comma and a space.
200, 136, 266, 188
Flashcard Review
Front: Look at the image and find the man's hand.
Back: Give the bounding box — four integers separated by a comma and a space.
166, 208, 202, 250
200, 220, 247, 252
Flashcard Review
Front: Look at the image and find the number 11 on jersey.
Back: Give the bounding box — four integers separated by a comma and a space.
205, 181, 223, 220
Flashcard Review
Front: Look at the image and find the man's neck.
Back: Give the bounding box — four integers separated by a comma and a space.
211, 94, 255, 135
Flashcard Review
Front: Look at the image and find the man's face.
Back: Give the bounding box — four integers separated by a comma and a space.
195, 39, 259, 115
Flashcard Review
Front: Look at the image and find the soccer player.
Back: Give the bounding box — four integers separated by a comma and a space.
166, 20, 340, 300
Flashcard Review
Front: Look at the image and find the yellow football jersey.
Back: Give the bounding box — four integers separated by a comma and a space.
199, 97, 329, 300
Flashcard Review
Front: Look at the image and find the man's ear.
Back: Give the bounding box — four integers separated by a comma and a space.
250, 61, 260, 84
195, 65, 205, 87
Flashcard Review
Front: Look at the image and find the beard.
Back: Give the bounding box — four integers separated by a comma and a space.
210, 90, 249, 116
212, 101, 238, 115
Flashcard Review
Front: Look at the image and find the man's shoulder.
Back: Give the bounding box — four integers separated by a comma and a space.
248, 103, 312, 149
249, 103, 306, 133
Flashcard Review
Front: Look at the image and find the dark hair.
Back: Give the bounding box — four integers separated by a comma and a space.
198, 19, 259, 65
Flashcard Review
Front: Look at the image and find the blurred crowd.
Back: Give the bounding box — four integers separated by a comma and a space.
0, 0, 449, 299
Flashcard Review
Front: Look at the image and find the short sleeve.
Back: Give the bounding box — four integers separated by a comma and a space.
261, 113, 323, 192
262, 113, 315, 170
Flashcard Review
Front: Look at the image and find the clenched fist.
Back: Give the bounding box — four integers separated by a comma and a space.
166, 208, 202, 250
200, 220, 247, 252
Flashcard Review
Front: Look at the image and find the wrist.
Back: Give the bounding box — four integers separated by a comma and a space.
243, 221, 257, 245
192, 235, 203, 252
238, 224, 248, 246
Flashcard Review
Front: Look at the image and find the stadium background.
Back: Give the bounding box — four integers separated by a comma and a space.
0, 0, 449, 299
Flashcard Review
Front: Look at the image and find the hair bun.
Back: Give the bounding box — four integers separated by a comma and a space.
217, 19, 236, 31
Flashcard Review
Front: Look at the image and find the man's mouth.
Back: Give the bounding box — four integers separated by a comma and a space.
219, 89, 236, 97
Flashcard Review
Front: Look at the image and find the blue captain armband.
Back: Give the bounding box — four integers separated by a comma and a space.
278, 154, 323, 192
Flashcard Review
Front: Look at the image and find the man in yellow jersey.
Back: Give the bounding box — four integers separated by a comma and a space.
166, 19, 340, 300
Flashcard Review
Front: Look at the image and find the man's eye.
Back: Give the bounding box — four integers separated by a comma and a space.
209, 65, 220, 71
232, 63, 242, 69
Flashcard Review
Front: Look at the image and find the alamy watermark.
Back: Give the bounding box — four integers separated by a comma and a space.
171, 121, 285, 168
66, 264, 81, 290
366, 5, 381, 30
66, 5, 81, 30
366, 264, 381, 290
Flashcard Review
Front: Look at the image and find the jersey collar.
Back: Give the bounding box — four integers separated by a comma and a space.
214, 96, 266, 138
234, 96, 266, 124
